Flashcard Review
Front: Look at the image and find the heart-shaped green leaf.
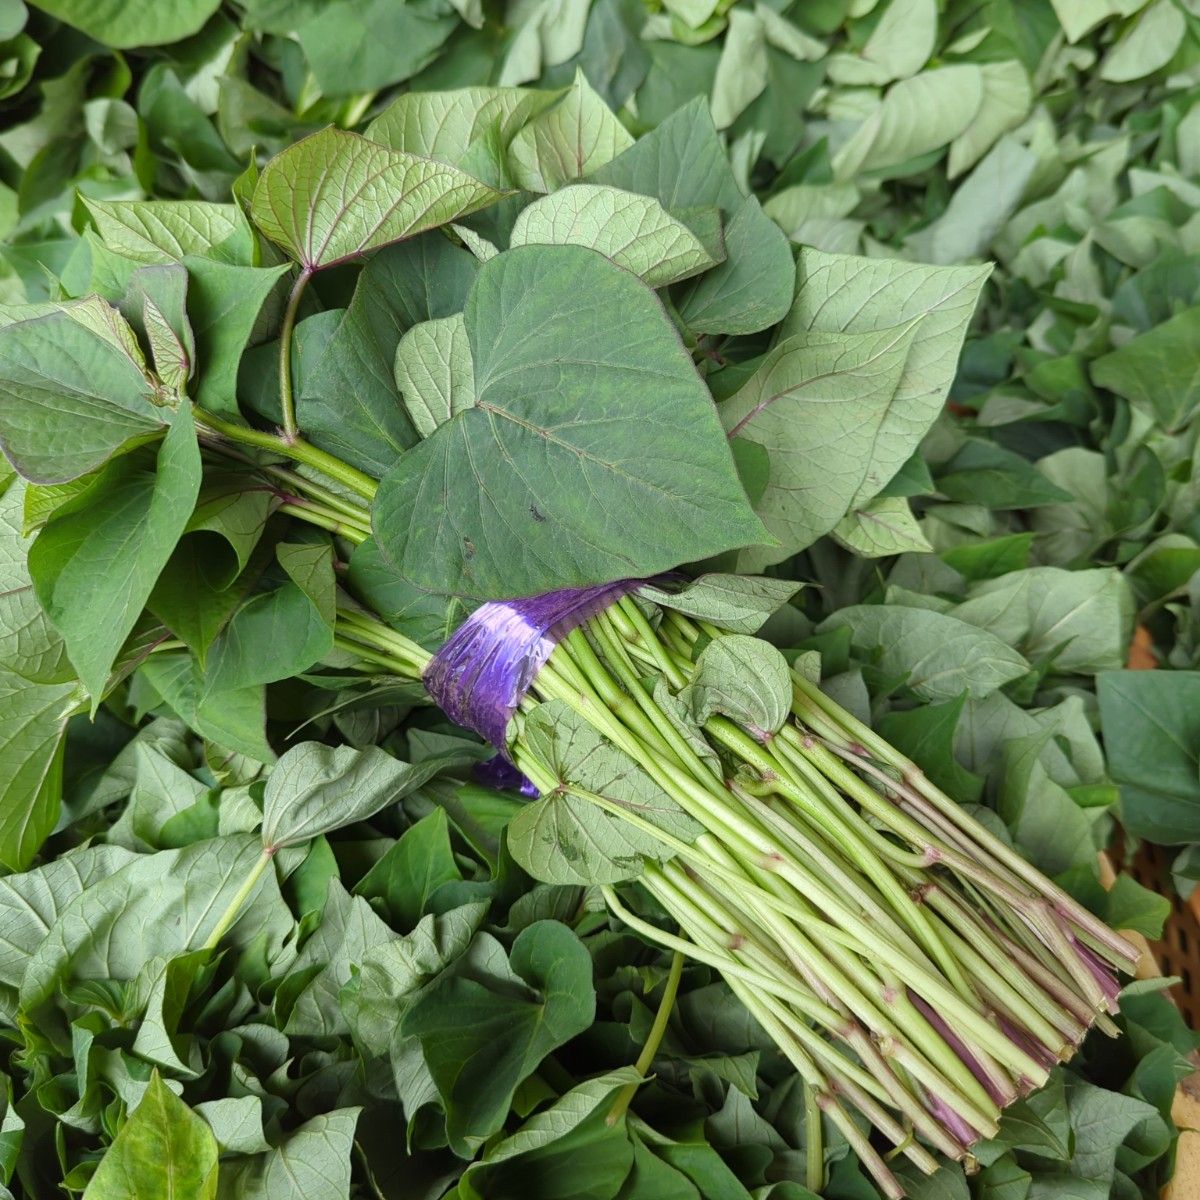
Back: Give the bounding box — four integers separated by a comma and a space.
372, 243, 765, 598
251, 127, 504, 271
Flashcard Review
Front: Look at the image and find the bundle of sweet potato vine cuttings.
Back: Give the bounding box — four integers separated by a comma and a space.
0, 83, 1146, 1200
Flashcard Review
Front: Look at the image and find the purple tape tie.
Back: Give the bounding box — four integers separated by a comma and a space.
473, 755, 540, 798
424, 579, 646, 754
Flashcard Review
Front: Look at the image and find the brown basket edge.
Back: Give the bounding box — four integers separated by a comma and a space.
1098, 852, 1200, 1199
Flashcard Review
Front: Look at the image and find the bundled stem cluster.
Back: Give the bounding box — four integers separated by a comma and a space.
200, 418, 1139, 1199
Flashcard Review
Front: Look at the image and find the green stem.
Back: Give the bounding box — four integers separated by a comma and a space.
194, 406, 378, 501
336, 609, 431, 673
341, 90, 379, 128
267, 465, 372, 524
333, 633, 413, 673
606, 949, 684, 1125
792, 676, 1138, 969
804, 1081, 824, 1194
203, 849, 273, 952
279, 267, 313, 442
278, 501, 369, 543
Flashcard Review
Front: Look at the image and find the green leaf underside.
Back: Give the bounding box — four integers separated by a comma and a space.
261, 741, 447, 851
820, 605, 1031, 701
512, 700, 700, 884
510, 184, 717, 287
784, 248, 990, 503
720, 323, 918, 567
394, 313, 475, 438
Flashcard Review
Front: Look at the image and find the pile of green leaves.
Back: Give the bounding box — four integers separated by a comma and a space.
0, 0, 1198, 1198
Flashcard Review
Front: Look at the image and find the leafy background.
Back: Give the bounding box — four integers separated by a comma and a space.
1, 0, 1199, 1198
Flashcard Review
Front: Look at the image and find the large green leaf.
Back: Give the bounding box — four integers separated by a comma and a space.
217, 1108, 361, 1200
508, 70, 633, 192
140, 653, 273, 764
1099, 0, 1185, 82
673, 195, 795, 335
27, 0, 221, 48
1097, 672, 1200, 844
251, 128, 503, 271
366, 86, 560, 171
0, 845, 139, 989
947, 62, 1032, 178
710, 8, 769, 129
781, 248, 990, 501
373, 243, 764, 598
951, 567, 1134, 675
186, 259, 291, 416
296, 0, 457, 95
832, 66, 985, 180
859, 0, 937, 81
354, 808, 463, 930
29, 407, 201, 704
343, 902, 488, 1056
934, 440, 1073, 510
20, 834, 288, 1012
283, 881, 394, 1037
719, 325, 916, 566
0, 308, 164, 484
588, 98, 795, 334
394, 313, 475, 437
205, 543, 335, 691
402, 920, 595, 1155
84, 1072, 218, 1200
458, 1068, 641, 1195
591, 97, 744, 215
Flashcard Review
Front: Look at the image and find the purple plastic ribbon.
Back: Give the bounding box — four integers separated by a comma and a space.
424, 579, 646, 753
473, 755, 540, 798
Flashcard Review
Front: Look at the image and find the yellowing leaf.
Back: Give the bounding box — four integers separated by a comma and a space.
83, 1073, 218, 1200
